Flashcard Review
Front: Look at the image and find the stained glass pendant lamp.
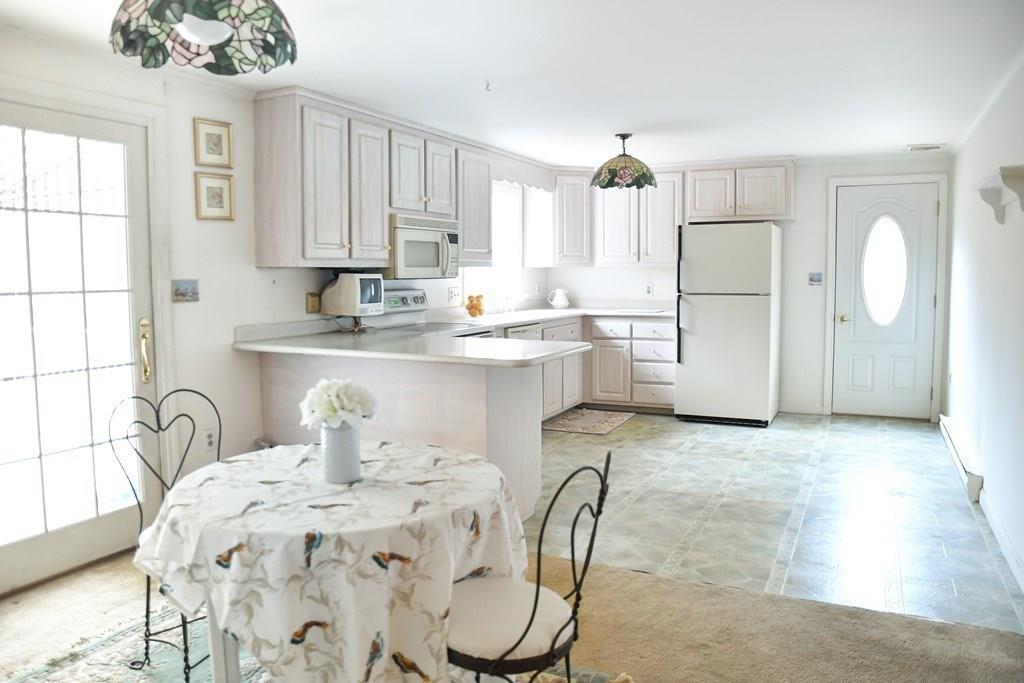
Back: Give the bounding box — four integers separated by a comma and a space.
591, 133, 657, 189
110, 0, 297, 75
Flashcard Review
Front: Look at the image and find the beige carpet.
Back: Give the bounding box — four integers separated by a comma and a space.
543, 408, 635, 435
536, 557, 1024, 682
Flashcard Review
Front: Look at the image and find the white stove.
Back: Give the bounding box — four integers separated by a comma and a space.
381, 290, 495, 338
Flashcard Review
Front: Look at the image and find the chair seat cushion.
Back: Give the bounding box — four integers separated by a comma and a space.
448, 577, 574, 661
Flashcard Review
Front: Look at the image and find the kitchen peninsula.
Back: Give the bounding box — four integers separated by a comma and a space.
234, 323, 590, 518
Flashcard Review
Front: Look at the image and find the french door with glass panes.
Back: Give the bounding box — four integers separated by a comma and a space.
0, 101, 160, 594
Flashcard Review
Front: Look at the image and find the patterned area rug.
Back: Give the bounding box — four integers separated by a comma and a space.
8, 605, 629, 683
543, 408, 635, 435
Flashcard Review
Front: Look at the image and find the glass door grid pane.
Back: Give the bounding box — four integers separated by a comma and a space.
0, 124, 139, 544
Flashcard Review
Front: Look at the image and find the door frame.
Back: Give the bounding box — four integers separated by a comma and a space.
0, 78, 182, 550
823, 174, 949, 421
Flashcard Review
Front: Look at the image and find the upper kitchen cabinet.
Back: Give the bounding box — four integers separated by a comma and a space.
390, 132, 456, 216
688, 168, 735, 219
425, 140, 456, 215
458, 149, 492, 266
301, 107, 350, 260
593, 187, 639, 265
349, 119, 391, 261
555, 175, 591, 265
639, 172, 682, 265
593, 172, 680, 266
736, 166, 787, 217
686, 161, 793, 223
254, 92, 391, 268
389, 131, 425, 212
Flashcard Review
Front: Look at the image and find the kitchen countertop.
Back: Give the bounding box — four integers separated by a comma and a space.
233, 328, 591, 368
446, 307, 675, 328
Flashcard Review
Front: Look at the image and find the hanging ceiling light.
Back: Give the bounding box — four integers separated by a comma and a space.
591, 133, 657, 189
110, 0, 297, 76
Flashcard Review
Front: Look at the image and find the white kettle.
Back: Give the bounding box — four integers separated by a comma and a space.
547, 289, 571, 309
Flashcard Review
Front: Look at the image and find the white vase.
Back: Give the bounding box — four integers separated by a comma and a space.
321, 423, 361, 484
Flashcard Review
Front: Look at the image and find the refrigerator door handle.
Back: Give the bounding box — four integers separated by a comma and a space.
676, 294, 683, 364
676, 224, 683, 295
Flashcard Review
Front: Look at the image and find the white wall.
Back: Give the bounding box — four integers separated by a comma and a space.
547, 265, 675, 307
0, 29, 321, 460
779, 155, 953, 414
945, 54, 1024, 589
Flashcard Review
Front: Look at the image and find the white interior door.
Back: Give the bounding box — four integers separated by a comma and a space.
832, 183, 939, 419
0, 101, 159, 594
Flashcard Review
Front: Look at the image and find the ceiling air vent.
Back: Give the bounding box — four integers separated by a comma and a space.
905, 143, 944, 152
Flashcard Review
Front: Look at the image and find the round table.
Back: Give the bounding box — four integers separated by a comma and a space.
135, 441, 527, 682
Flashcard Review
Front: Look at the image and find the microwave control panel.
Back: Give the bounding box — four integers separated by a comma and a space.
445, 232, 459, 277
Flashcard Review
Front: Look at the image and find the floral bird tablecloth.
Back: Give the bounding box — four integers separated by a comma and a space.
134, 442, 527, 682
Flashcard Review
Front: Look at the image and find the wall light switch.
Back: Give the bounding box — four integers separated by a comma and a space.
643, 284, 654, 296
306, 292, 321, 314
448, 286, 462, 306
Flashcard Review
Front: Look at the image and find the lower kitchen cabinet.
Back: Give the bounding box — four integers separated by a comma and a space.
589, 318, 675, 407
541, 320, 584, 418
543, 360, 564, 418
591, 339, 632, 402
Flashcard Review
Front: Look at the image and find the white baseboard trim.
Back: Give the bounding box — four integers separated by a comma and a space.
938, 414, 983, 502
979, 491, 1024, 594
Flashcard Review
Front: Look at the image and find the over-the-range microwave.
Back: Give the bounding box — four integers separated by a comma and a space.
385, 214, 459, 279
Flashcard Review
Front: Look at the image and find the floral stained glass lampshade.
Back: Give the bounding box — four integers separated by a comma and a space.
590, 133, 657, 189
110, 0, 297, 76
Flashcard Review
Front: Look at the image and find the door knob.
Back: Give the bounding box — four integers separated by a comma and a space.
837, 314, 851, 324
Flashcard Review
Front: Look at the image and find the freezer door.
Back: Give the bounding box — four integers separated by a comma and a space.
675, 294, 772, 421
679, 222, 773, 294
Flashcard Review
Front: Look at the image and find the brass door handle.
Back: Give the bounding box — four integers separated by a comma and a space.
837, 314, 851, 324
140, 318, 152, 384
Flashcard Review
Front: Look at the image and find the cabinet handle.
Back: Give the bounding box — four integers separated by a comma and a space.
343, 243, 351, 249
386, 245, 392, 251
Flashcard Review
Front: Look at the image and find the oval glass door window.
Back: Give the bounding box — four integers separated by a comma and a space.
861, 215, 908, 326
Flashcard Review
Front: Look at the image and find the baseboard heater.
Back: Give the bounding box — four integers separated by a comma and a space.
939, 414, 983, 503
675, 414, 769, 429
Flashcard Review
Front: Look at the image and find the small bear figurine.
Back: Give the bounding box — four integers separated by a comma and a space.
465, 294, 485, 318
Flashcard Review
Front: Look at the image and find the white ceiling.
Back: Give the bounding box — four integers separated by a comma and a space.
2, 1, 1023, 166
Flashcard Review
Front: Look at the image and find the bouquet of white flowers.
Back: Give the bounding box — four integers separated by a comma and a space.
299, 378, 377, 430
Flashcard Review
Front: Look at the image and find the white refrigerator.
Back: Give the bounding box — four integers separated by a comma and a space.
675, 222, 781, 426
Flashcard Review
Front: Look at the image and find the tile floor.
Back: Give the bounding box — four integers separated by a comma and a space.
527, 412, 1024, 634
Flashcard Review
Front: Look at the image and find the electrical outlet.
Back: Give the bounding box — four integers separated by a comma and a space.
305, 292, 321, 314
643, 284, 654, 296
202, 428, 216, 454
534, 283, 541, 296
448, 286, 462, 306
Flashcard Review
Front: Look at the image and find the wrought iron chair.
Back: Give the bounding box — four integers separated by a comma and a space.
108, 388, 222, 683
447, 451, 612, 682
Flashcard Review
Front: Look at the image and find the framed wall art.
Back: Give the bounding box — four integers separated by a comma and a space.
194, 117, 233, 168
195, 172, 235, 220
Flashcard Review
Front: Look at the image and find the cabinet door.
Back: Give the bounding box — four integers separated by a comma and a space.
390, 131, 425, 211
425, 140, 456, 216
555, 175, 590, 264
736, 166, 787, 217
639, 172, 682, 265
562, 353, 583, 407
591, 340, 631, 402
302, 107, 350, 259
543, 359, 564, 418
349, 119, 390, 260
458, 149, 492, 265
593, 188, 639, 265
688, 169, 735, 219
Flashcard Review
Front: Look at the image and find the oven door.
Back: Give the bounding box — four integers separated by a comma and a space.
393, 227, 449, 279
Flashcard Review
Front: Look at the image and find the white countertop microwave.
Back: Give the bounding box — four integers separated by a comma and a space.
385, 214, 460, 279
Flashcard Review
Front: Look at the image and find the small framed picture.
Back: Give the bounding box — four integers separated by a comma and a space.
195, 172, 235, 220
171, 279, 199, 302
193, 117, 233, 168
